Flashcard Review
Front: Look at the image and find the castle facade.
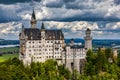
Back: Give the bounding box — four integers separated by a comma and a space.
19, 9, 92, 73
19, 10, 64, 65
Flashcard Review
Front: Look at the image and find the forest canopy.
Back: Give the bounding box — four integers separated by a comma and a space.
0, 48, 120, 80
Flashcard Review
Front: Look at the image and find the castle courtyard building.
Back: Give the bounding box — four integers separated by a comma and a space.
62, 39, 86, 73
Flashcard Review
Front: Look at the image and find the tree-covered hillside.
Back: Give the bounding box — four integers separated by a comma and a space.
83, 49, 120, 79
0, 58, 71, 80
0, 40, 19, 45
0, 48, 120, 80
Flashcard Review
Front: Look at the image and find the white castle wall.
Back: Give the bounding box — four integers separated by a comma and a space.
62, 46, 86, 73
20, 40, 64, 65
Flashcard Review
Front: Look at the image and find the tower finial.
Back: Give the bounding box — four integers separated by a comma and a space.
22, 24, 24, 31
31, 7, 36, 20
41, 22, 45, 30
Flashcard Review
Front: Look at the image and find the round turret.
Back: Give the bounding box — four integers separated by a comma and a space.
84, 28, 92, 50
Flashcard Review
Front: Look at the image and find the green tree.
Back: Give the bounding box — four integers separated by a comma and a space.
105, 48, 113, 60
58, 65, 72, 79
95, 50, 107, 72
86, 50, 94, 62
84, 61, 95, 76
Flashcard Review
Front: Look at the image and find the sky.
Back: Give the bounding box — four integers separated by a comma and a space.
0, 0, 120, 40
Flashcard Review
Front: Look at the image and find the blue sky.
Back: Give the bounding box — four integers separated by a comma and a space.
0, 0, 120, 40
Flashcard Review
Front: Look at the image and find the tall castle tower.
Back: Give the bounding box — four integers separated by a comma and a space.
19, 25, 27, 60
84, 28, 92, 50
30, 8, 37, 28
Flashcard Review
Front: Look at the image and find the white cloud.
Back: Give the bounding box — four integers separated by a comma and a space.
106, 22, 120, 30
106, 5, 120, 18
0, 0, 120, 39
0, 22, 22, 39
44, 21, 120, 39
0, 0, 120, 22
0, 20, 120, 39
21, 14, 31, 20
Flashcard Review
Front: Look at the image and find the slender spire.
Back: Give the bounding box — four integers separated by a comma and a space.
20, 24, 25, 40
31, 7, 37, 28
70, 38, 74, 46
41, 22, 45, 30
22, 24, 24, 31
31, 7, 36, 20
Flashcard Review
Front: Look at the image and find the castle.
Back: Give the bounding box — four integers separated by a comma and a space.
19, 10, 65, 65
62, 28, 92, 73
19, 9, 92, 73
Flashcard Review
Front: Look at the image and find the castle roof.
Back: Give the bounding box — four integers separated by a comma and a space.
24, 28, 40, 40
23, 28, 64, 40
